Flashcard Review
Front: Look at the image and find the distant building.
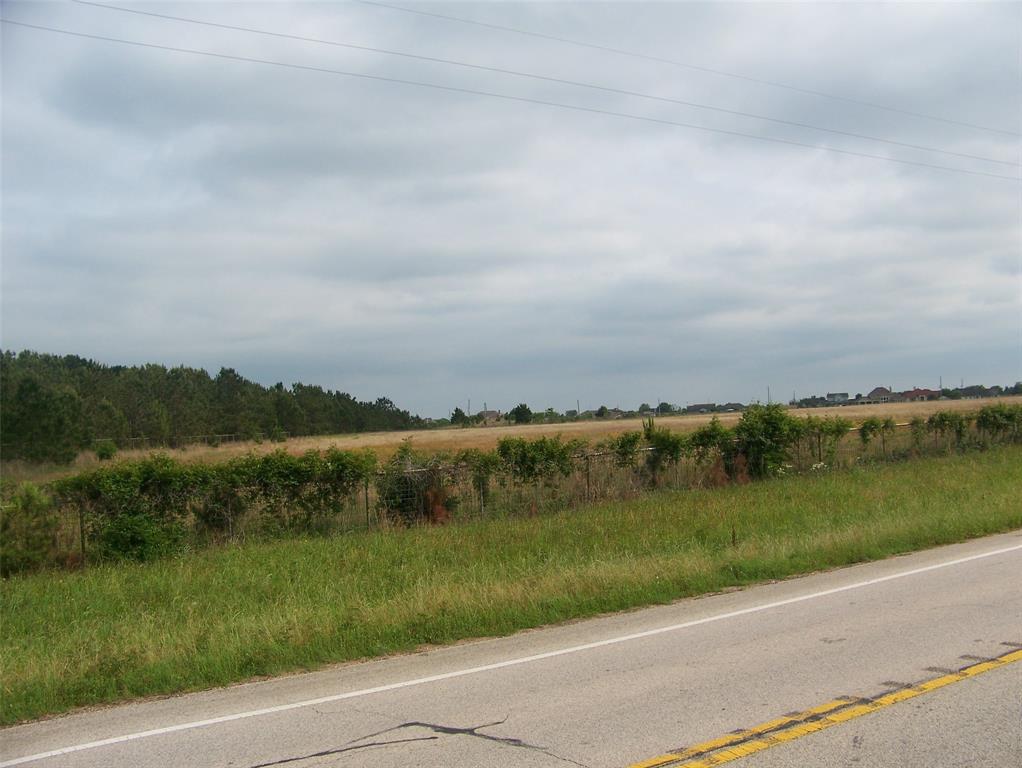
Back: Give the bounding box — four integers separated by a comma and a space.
685, 403, 716, 414
856, 387, 900, 405
826, 392, 849, 403
476, 410, 502, 424
900, 388, 939, 402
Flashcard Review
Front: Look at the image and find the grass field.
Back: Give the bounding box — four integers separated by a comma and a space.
5, 396, 1017, 485
2, 445, 1020, 725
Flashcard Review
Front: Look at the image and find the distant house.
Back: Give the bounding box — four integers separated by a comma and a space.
685, 403, 716, 414
476, 410, 502, 424
959, 385, 999, 400
856, 387, 900, 405
900, 388, 939, 402
826, 393, 849, 403
721, 402, 745, 412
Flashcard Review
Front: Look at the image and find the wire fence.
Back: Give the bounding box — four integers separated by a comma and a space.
0, 419, 1013, 576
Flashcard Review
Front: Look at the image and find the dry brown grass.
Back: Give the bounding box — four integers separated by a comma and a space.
5, 396, 1018, 485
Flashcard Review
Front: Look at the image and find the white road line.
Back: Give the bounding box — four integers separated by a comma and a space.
4, 540, 1021, 767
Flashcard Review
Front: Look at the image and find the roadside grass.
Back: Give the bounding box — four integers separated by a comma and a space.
2, 446, 1020, 725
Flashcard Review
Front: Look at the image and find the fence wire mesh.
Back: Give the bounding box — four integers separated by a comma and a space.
1, 419, 1017, 575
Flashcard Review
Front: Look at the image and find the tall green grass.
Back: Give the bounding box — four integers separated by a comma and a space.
3, 447, 1020, 725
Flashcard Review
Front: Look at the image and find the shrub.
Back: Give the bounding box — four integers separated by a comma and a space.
689, 417, 734, 464
927, 411, 969, 451
94, 439, 117, 461
859, 417, 882, 447
457, 448, 502, 503
733, 404, 801, 479
608, 431, 643, 468
641, 417, 687, 485
496, 435, 581, 487
94, 510, 187, 562
976, 403, 1022, 443
0, 483, 63, 576
376, 442, 455, 526
820, 416, 852, 463
909, 416, 927, 453
48, 448, 377, 561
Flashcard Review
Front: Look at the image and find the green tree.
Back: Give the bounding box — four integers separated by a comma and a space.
510, 403, 533, 424
4, 376, 83, 463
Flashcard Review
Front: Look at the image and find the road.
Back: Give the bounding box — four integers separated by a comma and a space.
3, 531, 1020, 768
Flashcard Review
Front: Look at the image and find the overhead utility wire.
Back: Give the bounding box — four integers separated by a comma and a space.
69, 0, 1017, 168
3, 19, 1018, 183
356, 0, 1020, 139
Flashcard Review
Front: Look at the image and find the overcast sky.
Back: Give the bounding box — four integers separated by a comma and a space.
2, 1, 1020, 416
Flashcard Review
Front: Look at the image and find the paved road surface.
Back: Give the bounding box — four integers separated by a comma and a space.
3, 530, 1020, 768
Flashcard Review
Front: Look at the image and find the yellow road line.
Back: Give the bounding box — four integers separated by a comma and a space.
627, 648, 1022, 768
627, 697, 859, 768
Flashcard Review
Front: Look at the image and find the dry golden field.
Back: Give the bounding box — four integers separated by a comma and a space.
3, 395, 1011, 485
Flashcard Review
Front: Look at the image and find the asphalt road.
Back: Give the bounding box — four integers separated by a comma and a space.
3, 531, 1020, 768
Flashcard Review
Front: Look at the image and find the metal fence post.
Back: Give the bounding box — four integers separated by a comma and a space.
585, 454, 591, 503
78, 506, 87, 569
364, 478, 370, 529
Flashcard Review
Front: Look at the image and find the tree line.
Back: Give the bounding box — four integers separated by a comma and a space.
0, 350, 423, 463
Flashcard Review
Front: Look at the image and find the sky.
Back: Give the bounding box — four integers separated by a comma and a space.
2, 1, 1020, 417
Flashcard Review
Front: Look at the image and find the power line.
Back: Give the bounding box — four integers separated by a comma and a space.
3, 18, 1019, 182
356, 0, 1021, 139
68, 0, 1017, 168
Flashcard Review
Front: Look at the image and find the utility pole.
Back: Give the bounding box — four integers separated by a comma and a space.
767, 386, 771, 404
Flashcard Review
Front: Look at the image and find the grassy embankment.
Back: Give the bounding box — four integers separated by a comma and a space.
3, 446, 1021, 725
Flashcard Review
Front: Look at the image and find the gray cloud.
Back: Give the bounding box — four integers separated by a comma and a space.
2, 1, 1020, 416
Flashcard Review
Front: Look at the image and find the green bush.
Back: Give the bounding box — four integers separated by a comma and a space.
733, 404, 801, 479
376, 442, 454, 525
689, 417, 735, 466
928, 411, 969, 451
457, 448, 502, 503
976, 403, 1022, 443
641, 417, 687, 484
909, 416, 927, 453
608, 431, 643, 468
496, 435, 581, 486
859, 417, 882, 447
93, 439, 117, 461
0, 483, 63, 576
49, 448, 377, 562
94, 510, 187, 562
810, 416, 851, 464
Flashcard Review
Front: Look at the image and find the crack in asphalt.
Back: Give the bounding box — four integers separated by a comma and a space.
245, 716, 591, 768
